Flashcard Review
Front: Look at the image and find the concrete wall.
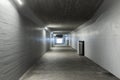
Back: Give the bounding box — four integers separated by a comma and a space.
0, 0, 50, 80
71, 0, 120, 79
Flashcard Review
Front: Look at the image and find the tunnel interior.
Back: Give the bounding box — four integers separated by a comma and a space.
0, 0, 120, 80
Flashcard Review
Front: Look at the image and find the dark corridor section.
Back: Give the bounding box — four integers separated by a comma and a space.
24, 0, 103, 23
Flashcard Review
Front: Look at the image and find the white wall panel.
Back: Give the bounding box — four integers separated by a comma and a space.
71, 0, 120, 79
0, 0, 50, 80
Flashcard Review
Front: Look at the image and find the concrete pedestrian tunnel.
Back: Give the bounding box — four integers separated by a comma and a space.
0, 0, 120, 80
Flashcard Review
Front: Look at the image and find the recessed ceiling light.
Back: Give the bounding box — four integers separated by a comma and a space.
17, 0, 23, 5
45, 27, 48, 30
46, 24, 62, 28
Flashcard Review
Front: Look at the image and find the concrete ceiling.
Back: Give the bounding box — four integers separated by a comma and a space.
46, 23, 83, 31
12, 0, 103, 31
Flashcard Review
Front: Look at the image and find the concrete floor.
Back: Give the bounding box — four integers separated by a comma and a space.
21, 47, 120, 80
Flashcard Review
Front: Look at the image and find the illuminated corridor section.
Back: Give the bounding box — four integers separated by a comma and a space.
0, 0, 120, 80
51, 34, 70, 46
21, 47, 119, 80
56, 38, 63, 44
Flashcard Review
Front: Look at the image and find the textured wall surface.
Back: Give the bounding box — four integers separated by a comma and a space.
0, 0, 50, 80
71, 0, 120, 79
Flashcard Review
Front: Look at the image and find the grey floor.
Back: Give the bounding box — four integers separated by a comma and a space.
21, 47, 120, 80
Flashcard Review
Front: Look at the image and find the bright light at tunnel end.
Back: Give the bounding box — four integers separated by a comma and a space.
17, 0, 23, 5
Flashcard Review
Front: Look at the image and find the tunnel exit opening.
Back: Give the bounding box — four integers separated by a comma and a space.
56, 38, 64, 44
51, 33, 70, 47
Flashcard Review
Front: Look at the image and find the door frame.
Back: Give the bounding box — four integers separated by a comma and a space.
79, 41, 85, 56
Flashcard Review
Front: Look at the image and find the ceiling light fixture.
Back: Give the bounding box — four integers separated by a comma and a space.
45, 27, 48, 30
17, 0, 23, 5
46, 24, 62, 28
